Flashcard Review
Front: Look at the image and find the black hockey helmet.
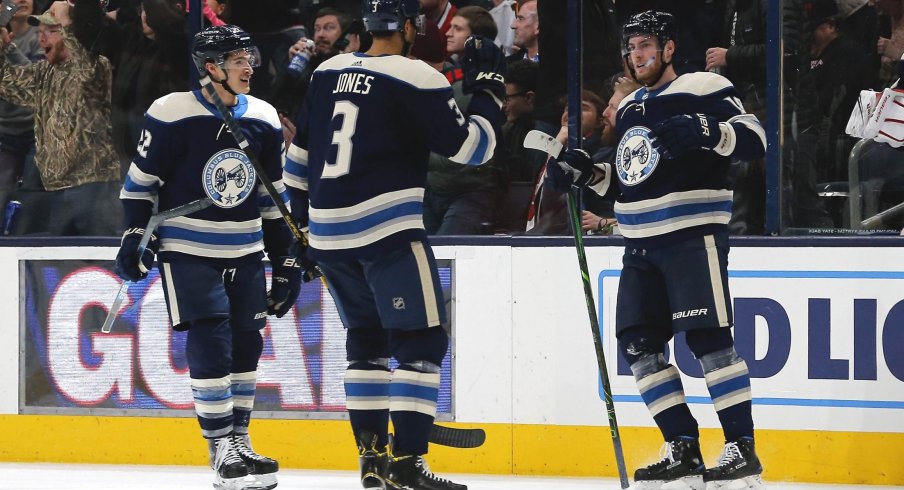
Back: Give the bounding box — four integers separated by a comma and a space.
362, 0, 423, 35
191, 25, 261, 76
621, 10, 675, 56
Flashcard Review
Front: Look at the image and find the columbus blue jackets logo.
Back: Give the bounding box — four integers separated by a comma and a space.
615, 126, 659, 186
203, 149, 256, 207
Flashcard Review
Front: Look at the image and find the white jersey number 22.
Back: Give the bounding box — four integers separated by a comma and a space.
322, 101, 358, 179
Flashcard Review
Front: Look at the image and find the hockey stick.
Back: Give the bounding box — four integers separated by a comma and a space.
429, 424, 486, 448
102, 197, 215, 333
564, 0, 627, 484
201, 76, 484, 449
199, 77, 303, 242
199, 75, 321, 283
524, 129, 630, 487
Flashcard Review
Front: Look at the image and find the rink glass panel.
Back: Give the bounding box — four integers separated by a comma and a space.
19, 259, 455, 419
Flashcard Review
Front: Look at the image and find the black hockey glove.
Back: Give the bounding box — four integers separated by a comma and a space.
115, 227, 159, 282
268, 255, 302, 318
553, 149, 596, 187
649, 113, 722, 160
291, 238, 323, 284
461, 35, 506, 101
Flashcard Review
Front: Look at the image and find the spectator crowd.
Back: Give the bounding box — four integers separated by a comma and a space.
0, 0, 901, 236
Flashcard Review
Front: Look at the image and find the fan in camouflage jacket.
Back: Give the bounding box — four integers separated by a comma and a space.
0, 15, 119, 192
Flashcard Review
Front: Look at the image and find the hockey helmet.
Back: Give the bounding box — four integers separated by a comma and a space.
362, 0, 423, 34
191, 25, 262, 76
621, 10, 675, 56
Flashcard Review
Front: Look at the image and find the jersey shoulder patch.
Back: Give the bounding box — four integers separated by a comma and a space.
241, 95, 282, 130
661, 72, 735, 98
147, 91, 209, 123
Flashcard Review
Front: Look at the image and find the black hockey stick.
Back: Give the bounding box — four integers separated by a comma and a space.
102, 197, 215, 333
563, 0, 628, 484
202, 77, 486, 449
524, 140, 630, 486
199, 75, 322, 282
429, 424, 486, 448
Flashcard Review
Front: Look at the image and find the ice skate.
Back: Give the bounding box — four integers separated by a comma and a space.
383, 451, 466, 490
209, 435, 250, 490
356, 431, 388, 489
704, 437, 763, 490
233, 433, 279, 489
632, 436, 705, 490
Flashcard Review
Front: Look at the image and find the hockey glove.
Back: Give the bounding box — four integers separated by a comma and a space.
115, 227, 159, 282
461, 35, 506, 101
545, 158, 576, 193
649, 113, 722, 160
553, 149, 596, 187
290, 238, 323, 284
268, 255, 302, 318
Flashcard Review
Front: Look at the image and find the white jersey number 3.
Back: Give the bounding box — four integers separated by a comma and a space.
322, 101, 359, 178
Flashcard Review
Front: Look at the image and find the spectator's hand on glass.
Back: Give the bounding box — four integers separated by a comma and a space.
289, 37, 312, 58
279, 114, 296, 150
878, 37, 890, 56
48, 1, 73, 27
0, 27, 10, 48
705, 47, 727, 71
879, 36, 904, 61
581, 211, 615, 234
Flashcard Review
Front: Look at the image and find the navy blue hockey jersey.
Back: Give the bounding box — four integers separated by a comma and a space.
609, 72, 765, 244
120, 90, 290, 265
284, 52, 499, 260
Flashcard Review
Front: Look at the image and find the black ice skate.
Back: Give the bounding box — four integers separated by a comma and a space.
209, 435, 250, 490
233, 433, 279, 489
383, 453, 466, 490
703, 437, 763, 490
356, 431, 388, 489
633, 436, 705, 490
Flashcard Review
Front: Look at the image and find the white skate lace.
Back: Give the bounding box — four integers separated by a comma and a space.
715, 442, 742, 467
416, 456, 452, 483
234, 435, 268, 462
215, 437, 244, 470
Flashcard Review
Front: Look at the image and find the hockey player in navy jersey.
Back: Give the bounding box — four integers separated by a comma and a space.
282, 0, 504, 488
550, 10, 766, 490
115, 25, 301, 490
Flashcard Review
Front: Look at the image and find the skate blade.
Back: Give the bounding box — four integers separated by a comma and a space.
213, 474, 268, 490
633, 475, 704, 490
706, 475, 763, 490
245, 472, 278, 490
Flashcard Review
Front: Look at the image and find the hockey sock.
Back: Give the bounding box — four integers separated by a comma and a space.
187, 317, 234, 438
230, 330, 263, 435
700, 347, 754, 441
631, 354, 699, 441
346, 359, 392, 450
230, 371, 256, 435
389, 363, 441, 456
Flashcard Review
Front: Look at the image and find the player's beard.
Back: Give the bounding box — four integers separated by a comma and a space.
627, 54, 668, 87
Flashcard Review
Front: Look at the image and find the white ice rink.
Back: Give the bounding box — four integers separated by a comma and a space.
1, 463, 898, 490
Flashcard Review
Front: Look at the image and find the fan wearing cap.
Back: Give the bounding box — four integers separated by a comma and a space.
0, 0, 121, 236
796, 0, 873, 185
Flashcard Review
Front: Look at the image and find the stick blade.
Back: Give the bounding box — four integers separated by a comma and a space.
523, 129, 564, 159
429, 424, 486, 448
